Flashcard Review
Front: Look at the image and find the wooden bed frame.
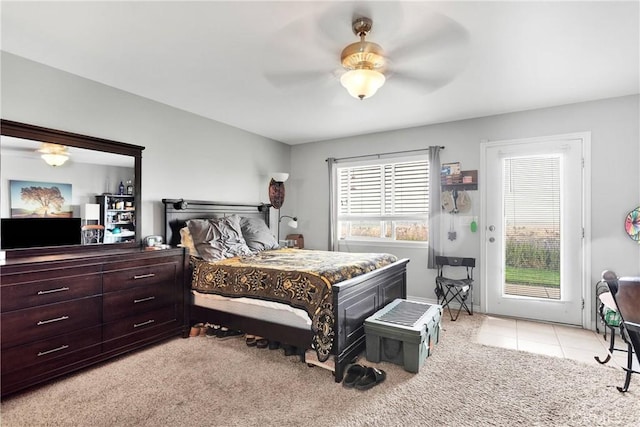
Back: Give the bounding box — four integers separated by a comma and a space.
162, 199, 408, 382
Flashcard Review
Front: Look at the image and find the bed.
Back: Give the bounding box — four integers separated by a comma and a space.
162, 199, 409, 382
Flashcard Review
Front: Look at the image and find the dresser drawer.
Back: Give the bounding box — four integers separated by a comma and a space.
103, 306, 177, 342
2, 345, 102, 395
103, 262, 177, 293
103, 282, 176, 322
1, 296, 102, 349
103, 308, 179, 353
1, 326, 102, 373
1, 273, 102, 312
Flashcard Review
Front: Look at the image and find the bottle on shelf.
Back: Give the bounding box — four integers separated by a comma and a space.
126, 180, 133, 195
118, 181, 125, 195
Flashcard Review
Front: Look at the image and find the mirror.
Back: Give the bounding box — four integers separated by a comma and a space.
0, 120, 144, 255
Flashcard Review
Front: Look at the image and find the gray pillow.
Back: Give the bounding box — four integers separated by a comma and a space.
240, 216, 279, 252
187, 215, 253, 261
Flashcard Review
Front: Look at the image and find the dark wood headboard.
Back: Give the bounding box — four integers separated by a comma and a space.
162, 199, 271, 247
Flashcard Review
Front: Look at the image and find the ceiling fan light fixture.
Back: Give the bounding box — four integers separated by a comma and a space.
38, 143, 70, 167
340, 68, 386, 100
340, 17, 387, 100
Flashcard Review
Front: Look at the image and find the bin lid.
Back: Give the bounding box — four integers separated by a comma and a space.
376, 300, 437, 327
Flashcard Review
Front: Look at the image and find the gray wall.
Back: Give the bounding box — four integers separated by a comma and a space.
289, 95, 640, 308
1, 52, 292, 236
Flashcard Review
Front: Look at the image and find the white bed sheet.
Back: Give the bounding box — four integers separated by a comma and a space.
191, 290, 312, 328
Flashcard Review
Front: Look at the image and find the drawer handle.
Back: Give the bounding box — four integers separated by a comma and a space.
37, 345, 69, 357
134, 296, 156, 304
37, 315, 70, 326
133, 273, 156, 280
133, 319, 155, 328
37, 287, 70, 295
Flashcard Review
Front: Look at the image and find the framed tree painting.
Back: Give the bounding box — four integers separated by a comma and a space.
10, 180, 73, 218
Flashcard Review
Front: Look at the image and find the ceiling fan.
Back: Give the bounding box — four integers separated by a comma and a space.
263, 4, 470, 102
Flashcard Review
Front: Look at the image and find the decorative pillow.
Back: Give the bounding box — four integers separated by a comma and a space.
187, 215, 253, 261
179, 226, 200, 258
240, 216, 279, 252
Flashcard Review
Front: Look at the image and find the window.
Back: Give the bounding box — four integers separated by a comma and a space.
336, 158, 429, 243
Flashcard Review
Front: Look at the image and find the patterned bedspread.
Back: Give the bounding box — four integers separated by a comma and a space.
191, 248, 398, 361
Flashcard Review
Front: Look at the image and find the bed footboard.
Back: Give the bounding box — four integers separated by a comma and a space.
332, 258, 409, 382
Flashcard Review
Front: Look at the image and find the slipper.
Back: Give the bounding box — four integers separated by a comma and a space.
268, 340, 281, 350
256, 338, 269, 349
189, 323, 204, 337
354, 367, 386, 391
342, 364, 367, 388
245, 335, 257, 347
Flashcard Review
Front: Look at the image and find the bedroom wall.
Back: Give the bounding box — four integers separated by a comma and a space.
1, 52, 292, 237
289, 95, 640, 309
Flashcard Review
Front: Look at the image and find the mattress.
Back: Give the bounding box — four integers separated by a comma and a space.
191, 290, 312, 328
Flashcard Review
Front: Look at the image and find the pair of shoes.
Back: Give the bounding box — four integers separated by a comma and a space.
217, 328, 243, 340
342, 364, 386, 390
189, 323, 204, 337
268, 340, 281, 350
256, 338, 269, 349
205, 324, 220, 338
282, 345, 298, 356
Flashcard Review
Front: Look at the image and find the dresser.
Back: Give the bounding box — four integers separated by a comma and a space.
0, 247, 187, 397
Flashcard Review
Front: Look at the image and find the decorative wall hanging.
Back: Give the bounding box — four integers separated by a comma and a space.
268, 178, 286, 209
625, 206, 640, 243
10, 180, 72, 218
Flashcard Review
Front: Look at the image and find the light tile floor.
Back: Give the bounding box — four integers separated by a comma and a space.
475, 315, 639, 371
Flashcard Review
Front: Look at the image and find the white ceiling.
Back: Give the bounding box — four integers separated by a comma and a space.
1, 1, 638, 145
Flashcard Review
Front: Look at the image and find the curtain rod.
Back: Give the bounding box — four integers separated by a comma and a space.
326, 146, 444, 163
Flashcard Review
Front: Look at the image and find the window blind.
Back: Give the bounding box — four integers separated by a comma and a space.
337, 159, 429, 242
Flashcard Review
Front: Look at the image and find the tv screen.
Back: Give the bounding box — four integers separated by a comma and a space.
1, 218, 82, 250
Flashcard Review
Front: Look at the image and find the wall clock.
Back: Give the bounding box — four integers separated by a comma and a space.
625, 206, 640, 243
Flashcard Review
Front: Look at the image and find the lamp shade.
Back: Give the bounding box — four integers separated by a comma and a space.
271, 172, 289, 183
41, 153, 69, 167
340, 69, 386, 100
287, 219, 298, 228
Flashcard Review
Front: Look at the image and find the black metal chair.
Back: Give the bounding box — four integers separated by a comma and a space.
435, 256, 475, 321
594, 270, 623, 364
602, 272, 640, 392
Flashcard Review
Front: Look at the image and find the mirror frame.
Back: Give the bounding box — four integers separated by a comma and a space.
1, 119, 144, 257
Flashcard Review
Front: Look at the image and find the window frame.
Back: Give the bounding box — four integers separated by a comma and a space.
335, 154, 430, 246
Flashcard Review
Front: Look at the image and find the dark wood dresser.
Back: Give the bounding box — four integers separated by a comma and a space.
0, 247, 187, 397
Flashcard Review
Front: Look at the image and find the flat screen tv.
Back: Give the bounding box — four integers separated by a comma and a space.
1, 217, 82, 250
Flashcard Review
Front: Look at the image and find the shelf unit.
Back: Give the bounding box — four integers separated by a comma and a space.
441, 170, 478, 191
96, 194, 136, 243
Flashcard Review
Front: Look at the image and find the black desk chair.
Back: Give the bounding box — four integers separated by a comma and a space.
603, 272, 640, 393
435, 256, 475, 321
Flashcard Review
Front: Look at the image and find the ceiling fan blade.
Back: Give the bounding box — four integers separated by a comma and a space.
263, 69, 336, 89
386, 11, 470, 64
387, 70, 455, 94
